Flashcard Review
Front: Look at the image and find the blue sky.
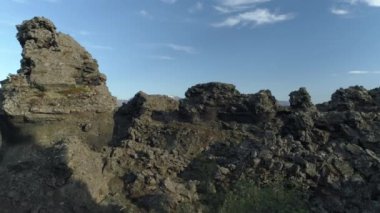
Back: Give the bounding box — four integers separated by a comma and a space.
0, 0, 380, 103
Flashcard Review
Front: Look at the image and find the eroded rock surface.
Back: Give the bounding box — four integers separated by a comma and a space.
0, 17, 116, 148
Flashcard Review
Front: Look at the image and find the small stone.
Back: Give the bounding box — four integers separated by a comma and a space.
333, 159, 354, 178
365, 149, 380, 163
305, 162, 318, 178
146, 176, 157, 185
164, 178, 176, 193
345, 144, 364, 155
219, 166, 230, 175
253, 158, 261, 167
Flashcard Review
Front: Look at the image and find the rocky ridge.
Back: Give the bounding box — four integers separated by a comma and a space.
0, 17, 379, 213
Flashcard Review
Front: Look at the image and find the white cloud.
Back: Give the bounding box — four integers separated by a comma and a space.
214, 5, 253, 13
346, 0, 380, 7
166, 43, 196, 54
348, 70, 380, 74
160, 0, 177, 4
189, 2, 204, 13
348, 70, 369, 74
213, 8, 293, 27
365, 0, 380, 6
220, 0, 270, 7
331, 7, 350, 15
215, 0, 270, 13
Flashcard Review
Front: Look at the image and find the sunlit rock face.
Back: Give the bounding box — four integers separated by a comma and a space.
0, 17, 116, 148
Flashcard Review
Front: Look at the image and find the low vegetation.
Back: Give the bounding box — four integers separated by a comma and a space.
220, 180, 309, 213
58, 85, 90, 96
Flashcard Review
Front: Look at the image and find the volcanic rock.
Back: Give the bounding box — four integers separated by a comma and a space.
289, 87, 315, 111
0, 17, 116, 148
319, 86, 378, 112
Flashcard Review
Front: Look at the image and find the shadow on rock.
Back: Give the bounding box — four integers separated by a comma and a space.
0, 125, 122, 213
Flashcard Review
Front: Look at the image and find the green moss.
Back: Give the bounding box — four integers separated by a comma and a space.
58, 86, 90, 96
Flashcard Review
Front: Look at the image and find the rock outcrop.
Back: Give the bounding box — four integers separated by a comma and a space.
318, 85, 380, 112
0, 17, 116, 148
179, 82, 278, 123
0, 17, 379, 213
106, 84, 380, 213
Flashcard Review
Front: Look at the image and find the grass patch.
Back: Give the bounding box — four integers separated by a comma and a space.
220, 180, 309, 213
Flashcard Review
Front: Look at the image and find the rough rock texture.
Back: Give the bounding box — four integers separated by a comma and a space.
179, 82, 278, 123
0, 17, 116, 148
0, 137, 122, 213
104, 84, 380, 213
318, 86, 380, 112
0, 17, 380, 213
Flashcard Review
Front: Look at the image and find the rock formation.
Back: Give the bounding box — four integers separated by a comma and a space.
0, 17, 379, 213
108, 83, 380, 212
0, 17, 116, 149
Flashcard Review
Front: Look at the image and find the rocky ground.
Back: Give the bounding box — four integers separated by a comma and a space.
0, 17, 379, 213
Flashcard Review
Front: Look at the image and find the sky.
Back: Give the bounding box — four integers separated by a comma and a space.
0, 0, 380, 103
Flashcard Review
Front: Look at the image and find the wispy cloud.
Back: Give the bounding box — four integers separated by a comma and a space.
346, 0, 380, 7
348, 70, 380, 74
141, 43, 197, 54
160, 0, 177, 4
139, 10, 148, 17
213, 8, 293, 28
139, 9, 153, 19
331, 7, 350, 15
166, 43, 196, 54
220, 0, 270, 7
151, 55, 175, 60
215, 0, 270, 13
189, 2, 204, 13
